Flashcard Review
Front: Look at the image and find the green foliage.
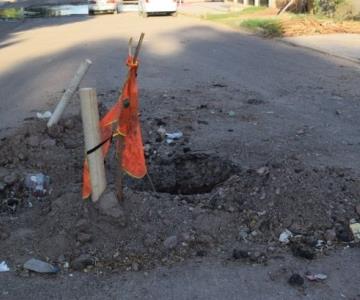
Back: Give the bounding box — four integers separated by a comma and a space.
314, 0, 345, 16
241, 19, 284, 37
203, 6, 266, 21
0, 8, 24, 19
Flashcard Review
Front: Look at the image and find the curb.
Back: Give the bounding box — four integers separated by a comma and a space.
277, 38, 360, 66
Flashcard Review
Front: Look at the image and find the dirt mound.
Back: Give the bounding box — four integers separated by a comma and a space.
281, 17, 360, 37
0, 117, 360, 274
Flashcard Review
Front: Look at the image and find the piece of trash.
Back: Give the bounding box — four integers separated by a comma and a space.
23, 258, 59, 274
24, 173, 50, 197
305, 272, 327, 281
228, 111, 236, 117
0, 261, 10, 272
36, 111, 52, 119
279, 229, 293, 244
165, 131, 183, 140
165, 131, 183, 144
349, 221, 360, 242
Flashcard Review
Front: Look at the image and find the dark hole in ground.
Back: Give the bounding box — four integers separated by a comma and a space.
127, 153, 238, 195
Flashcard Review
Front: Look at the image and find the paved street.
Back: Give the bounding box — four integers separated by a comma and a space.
283, 33, 360, 63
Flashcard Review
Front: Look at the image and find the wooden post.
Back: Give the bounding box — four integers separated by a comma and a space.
47, 59, 92, 128
80, 88, 107, 202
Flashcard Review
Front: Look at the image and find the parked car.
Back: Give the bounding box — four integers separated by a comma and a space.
88, 0, 117, 14
138, 0, 178, 17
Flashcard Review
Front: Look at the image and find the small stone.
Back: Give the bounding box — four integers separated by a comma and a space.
47, 125, 63, 138
239, 226, 250, 240
324, 229, 337, 243
250, 251, 267, 263
27, 136, 40, 147
291, 242, 316, 260
356, 204, 360, 216
288, 274, 304, 286
132, 262, 140, 271
336, 225, 353, 242
163, 235, 178, 250
0, 230, 9, 240
0, 182, 6, 192
63, 139, 81, 149
143, 234, 157, 247
41, 139, 56, 148
75, 219, 89, 231
228, 111, 236, 117
3, 173, 17, 186
64, 119, 75, 130
256, 167, 269, 176
17, 153, 27, 161
97, 191, 126, 225
0, 168, 9, 180
77, 232, 92, 244
233, 249, 250, 259
71, 255, 95, 271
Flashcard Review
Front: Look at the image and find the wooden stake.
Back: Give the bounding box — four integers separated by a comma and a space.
114, 33, 145, 202
80, 88, 107, 202
47, 59, 92, 128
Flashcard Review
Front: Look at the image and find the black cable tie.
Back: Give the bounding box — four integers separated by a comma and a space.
86, 135, 113, 156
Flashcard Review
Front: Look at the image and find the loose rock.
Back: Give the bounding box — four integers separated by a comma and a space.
163, 235, 178, 250
288, 274, 304, 286
71, 255, 95, 271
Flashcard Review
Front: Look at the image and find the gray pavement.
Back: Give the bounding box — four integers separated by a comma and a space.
282, 33, 360, 64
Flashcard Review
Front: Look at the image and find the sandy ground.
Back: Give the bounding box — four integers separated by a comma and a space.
1, 12, 360, 299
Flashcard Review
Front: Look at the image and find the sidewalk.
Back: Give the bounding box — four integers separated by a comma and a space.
282, 34, 360, 64
178, 1, 235, 16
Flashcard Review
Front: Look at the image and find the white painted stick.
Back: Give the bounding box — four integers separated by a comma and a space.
47, 59, 92, 128
80, 88, 106, 202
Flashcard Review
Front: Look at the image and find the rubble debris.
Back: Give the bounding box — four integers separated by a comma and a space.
0, 261, 9, 272
23, 258, 59, 274
71, 255, 95, 271
288, 273, 304, 286
291, 242, 316, 260
24, 173, 50, 197
163, 235, 178, 250
36, 111, 52, 119
349, 221, 360, 242
305, 272, 327, 281
279, 229, 293, 244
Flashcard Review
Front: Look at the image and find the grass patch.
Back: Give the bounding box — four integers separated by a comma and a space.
203, 6, 266, 21
241, 18, 283, 37
0, 8, 24, 19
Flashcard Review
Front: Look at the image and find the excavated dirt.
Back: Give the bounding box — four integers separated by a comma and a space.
0, 102, 360, 274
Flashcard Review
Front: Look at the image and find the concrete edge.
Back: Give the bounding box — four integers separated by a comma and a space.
277, 38, 360, 66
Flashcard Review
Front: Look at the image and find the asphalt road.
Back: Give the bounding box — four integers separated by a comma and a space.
1, 13, 360, 299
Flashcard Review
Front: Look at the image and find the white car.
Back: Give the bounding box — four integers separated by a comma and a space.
138, 0, 178, 17
88, 0, 117, 14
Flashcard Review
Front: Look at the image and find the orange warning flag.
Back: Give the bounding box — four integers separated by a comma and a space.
82, 56, 147, 199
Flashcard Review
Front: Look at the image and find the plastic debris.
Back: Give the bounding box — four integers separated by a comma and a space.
36, 111, 52, 119
279, 229, 293, 244
23, 258, 59, 274
0, 261, 10, 272
349, 221, 360, 242
305, 272, 327, 281
166, 131, 183, 144
24, 173, 50, 197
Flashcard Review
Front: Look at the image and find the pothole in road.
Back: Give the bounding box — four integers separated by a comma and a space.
128, 153, 238, 195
